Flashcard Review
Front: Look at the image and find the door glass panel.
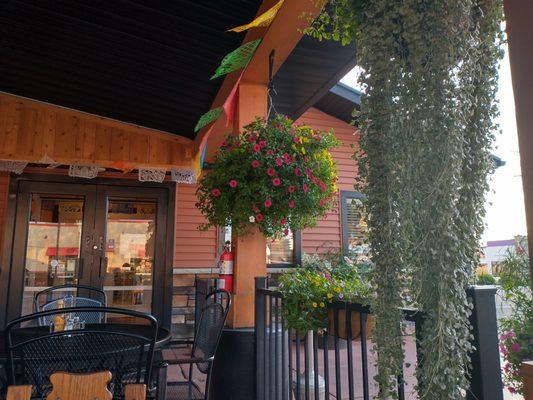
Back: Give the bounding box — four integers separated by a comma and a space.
22, 195, 84, 316
103, 200, 155, 319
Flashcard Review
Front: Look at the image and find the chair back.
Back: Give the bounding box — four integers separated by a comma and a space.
40, 297, 105, 326
5, 307, 157, 399
192, 289, 231, 374
34, 284, 107, 311
6, 372, 146, 400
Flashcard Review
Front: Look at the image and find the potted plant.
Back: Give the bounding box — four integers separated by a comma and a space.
278, 252, 373, 340
498, 237, 533, 396
196, 115, 339, 238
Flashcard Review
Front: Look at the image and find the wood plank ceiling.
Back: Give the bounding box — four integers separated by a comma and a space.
0, 0, 260, 139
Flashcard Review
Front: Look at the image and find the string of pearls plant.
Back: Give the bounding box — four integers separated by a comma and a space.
307, 1, 503, 398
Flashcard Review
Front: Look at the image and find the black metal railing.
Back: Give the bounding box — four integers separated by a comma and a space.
255, 277, 503, 400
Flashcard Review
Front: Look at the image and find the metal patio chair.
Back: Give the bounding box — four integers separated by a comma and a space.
5, 307, 157, 400
161, 289, 231, 400
34, 284, 107, 326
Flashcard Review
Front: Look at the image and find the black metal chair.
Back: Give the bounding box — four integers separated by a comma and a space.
34, 284, 107, 326
161, 289, 231, 400
5, 307, 157, 400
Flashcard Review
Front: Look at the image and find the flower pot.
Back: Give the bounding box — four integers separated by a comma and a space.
327, 307, 373, 340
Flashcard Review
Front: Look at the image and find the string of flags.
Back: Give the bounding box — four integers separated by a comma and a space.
192, 0, 284, 175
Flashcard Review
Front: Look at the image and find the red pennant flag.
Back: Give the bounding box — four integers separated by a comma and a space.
223, 73, 243, 127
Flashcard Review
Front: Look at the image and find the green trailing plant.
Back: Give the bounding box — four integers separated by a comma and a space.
196, 115, 339, 238
278, 252, 373, 333
309, 0, 503, 398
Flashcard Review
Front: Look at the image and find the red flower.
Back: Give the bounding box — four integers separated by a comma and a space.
319, 198, 326, 206
221, 140, 228, 147
302, 183, 309, 193
284, 229, 289, 236
256, 213, 264, 222
293, 136, 300, 144
275, 158, 283, 167
211, 188, 221, 197
283, 153, 290, 163
264, 199, 272, 208
273, 178, 281, 187
280, 218, 287, 226
267, 149, 274, 156
229, 180, 238, 188
249, 135, 257, 143
259, 140, 267, 148
288, 185, 295, 193
253, 144, 261, 152
306, 167, 312, 176
288, 199, 295, 209
319, 181, 327, 192
294, 167, 301, 176
267, 168, 275, 177
252, 160, 261, 168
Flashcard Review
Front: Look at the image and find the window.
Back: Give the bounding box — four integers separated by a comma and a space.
267, 230, 301, 267
341, 191, 370, 261
218, 226, 301, 267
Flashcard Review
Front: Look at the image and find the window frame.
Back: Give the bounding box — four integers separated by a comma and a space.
267, 230, 302, 269
341, 191, 366, 253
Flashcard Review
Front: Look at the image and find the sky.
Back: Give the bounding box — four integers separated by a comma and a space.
340, 43, 527, 246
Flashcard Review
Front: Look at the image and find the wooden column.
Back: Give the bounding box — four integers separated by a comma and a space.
227, 82, 268, 328
504, 0, 533, 285
522, 362, 533, 400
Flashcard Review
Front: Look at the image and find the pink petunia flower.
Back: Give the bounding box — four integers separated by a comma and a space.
275, 158, 283, 167
284, 229, 289, 236
259, 140, 267, 148
302, 183, 309, 193
294, 167, 301, 176
267, 149, 274, 156
267, 168, 275, 177
288, 185, 295, 193
252, 160, 261, 168
293, 136, 300, 144
249, 135, 257, 143
256, 213, 264, 222
319, 198, 326, 206
211, 189, 221, 197
283, 153, 290, 163
273, 178, 281, 187
229, 180, 238, 188
280, 218, 287, 226
288, 199, 295, 209
253, 144, 261, 152
264, 199, 272, 208
221, 140, 228, 147
511, 342, 521, 353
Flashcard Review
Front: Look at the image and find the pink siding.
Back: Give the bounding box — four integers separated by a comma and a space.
297, 107, 359, 255
173, 184, 218, 268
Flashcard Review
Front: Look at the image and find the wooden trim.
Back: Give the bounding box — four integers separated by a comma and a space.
0, 92, 193, 170
6, 385, 32, 400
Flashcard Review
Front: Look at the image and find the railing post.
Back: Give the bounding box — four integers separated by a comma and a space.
467, 285, 503, 400
255, 277, 267, 400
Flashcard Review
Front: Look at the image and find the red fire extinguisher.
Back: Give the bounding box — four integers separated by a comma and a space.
218, 241, 234, 293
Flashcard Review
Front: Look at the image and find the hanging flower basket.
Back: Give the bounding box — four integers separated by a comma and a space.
196, 115, 339, 238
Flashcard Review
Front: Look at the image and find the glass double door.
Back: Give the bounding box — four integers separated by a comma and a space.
8, 181, 168, 323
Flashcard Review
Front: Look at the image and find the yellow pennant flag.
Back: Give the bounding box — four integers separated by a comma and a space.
228, 0, 285, 33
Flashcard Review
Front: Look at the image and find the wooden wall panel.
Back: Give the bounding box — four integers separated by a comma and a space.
0, 172, 10, 258
173, 184, 218, 269
297, 107, 360, 255
0, 92, 193, 169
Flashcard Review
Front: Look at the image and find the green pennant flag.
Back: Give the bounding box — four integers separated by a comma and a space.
211, 39, 262, 80
194, 107, 223, 132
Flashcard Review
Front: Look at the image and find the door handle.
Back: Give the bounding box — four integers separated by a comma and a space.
99, 256, 108, 279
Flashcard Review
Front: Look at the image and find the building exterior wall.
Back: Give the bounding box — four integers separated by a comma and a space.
0, 172, 10, 257
297, 107, 359, 255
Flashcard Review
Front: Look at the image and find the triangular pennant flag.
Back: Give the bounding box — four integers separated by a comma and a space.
194, 126, 213, 177
109, 160, 134, 174
228, 0, 284, 33
223, 73, 243, 127
211, 39, 262, 80
194, 107, 223, 132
